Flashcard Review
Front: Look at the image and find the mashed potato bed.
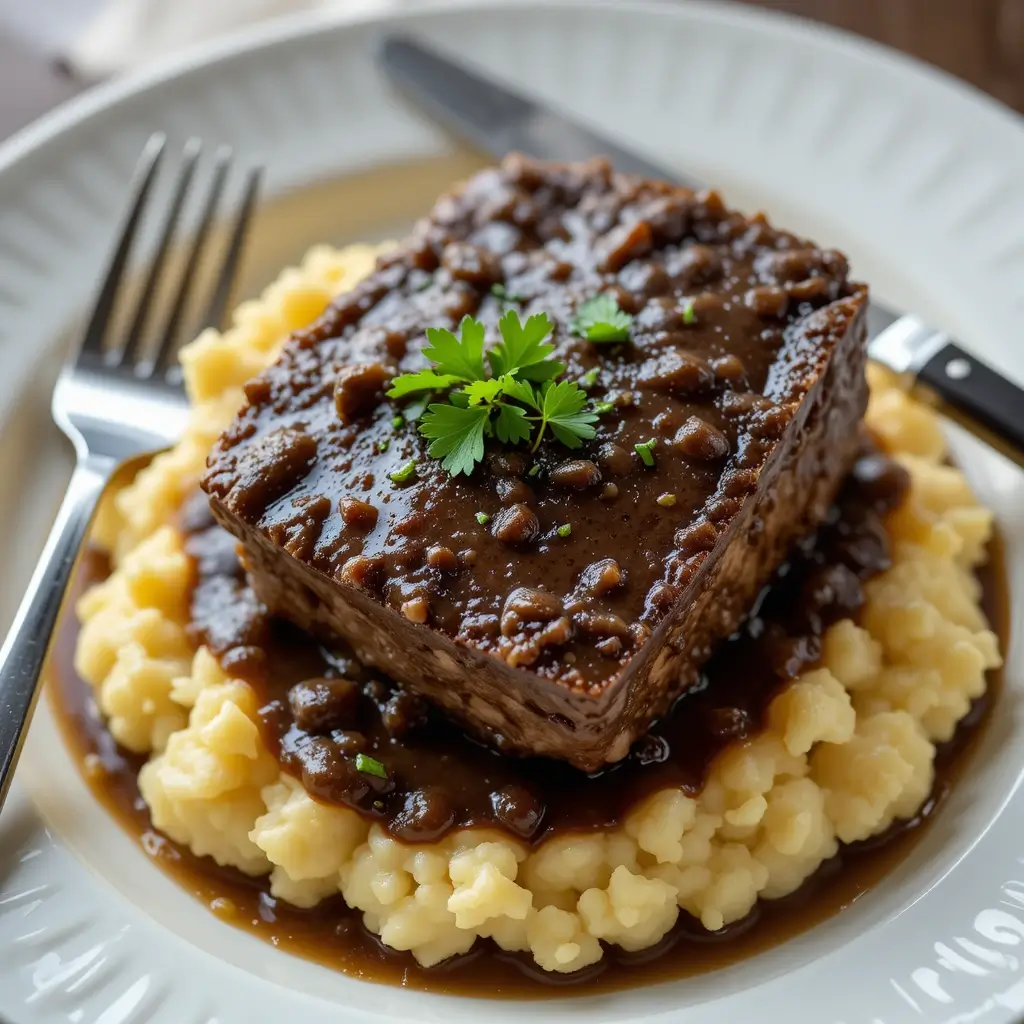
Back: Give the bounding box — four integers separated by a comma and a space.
74, 247, 1001, 973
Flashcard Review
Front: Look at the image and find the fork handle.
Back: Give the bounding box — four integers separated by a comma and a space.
0, 456, 113, 811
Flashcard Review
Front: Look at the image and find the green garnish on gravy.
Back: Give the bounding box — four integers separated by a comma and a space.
355, 754, 387, 778
571, 293, 633, 343
388, 460, 418, 485
387, 311, 603, 477
490, 283, 525, 304
634, 438, 657, 467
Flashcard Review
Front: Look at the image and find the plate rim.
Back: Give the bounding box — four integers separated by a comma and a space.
2, 0, 1023, 185
0, 3, 1022, 1024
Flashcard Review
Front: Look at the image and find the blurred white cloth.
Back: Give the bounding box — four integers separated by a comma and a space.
65, 0, 405, 79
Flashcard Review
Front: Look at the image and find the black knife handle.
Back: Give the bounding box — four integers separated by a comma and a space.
915, 342, 1024, 459
377, 37, 1024, 468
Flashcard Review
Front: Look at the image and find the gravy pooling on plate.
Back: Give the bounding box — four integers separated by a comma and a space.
68, 233, 1002, 979
180, 443, 908, 845
49, 512, 1004, 995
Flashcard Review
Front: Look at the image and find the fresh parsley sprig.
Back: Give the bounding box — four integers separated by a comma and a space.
386, 311, 600, 477
571, 293, 633, 343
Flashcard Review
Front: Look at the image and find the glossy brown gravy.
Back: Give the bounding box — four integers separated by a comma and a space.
185, 449, 912, 845
47, 533, 1007, 997
203, 155, 872, 775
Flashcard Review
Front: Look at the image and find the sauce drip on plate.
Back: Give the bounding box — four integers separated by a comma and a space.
46, 448, 1006, 995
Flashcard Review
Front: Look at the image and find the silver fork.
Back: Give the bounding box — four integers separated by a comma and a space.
0, 133, 262, 810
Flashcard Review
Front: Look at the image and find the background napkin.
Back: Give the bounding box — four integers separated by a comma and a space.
62, 0, 431, 79
67, 0, 316, 77
0, 0, 1020, 113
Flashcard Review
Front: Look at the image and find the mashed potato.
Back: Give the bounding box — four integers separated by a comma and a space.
75, 245, 1002, 973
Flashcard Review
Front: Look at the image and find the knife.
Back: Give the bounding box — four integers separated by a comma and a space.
379, 36, 1024, 467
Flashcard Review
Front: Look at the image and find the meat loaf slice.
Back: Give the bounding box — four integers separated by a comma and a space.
203, 155, 869, 771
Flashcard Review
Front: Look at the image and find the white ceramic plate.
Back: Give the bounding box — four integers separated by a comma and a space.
1, 2, 1023, 1021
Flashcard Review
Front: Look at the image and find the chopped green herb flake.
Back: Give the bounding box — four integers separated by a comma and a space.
388, 460, 418, 484
571, 294, 633, 343
491, 282, 525, 303
556, 523, 572, 538
415, 275, 433, 292
527, 464, 541, 478
376, 438, 390, 453
475, 511, 491, 525
634, 438, 657, 467
373, 799, 385, 809
656, 492, 677, 508
579, 367, 600, 389
392, 414, 405, 430
355, 754, 387, 778
593, 401, 614, 415
682, 301, 697, 326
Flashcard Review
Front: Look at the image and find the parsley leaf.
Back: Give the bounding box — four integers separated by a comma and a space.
489, 310, 564, 381
463, 378, 506, 406
388, 310, 611, 476
403, 395, 430, 422
571, 294, 633, 343
386, 369, 460, 399
423, 316, 487, 380
497, 374, 540, 410
492, 404, 529, 445
535, 380, 599, 450
419, 403, 490, 477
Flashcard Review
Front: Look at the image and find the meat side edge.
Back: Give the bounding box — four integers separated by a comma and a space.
207, 291, 869, 772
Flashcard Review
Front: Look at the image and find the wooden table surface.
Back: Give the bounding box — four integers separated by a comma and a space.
0, 0, 1021, 143
742, 0, 1024, 113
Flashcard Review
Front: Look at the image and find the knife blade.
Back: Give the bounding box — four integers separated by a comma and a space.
379, 36, 1024, 466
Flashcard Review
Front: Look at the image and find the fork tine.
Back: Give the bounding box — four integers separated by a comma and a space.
115, 137, 202, 368
80, 133, 166, 357
150, 164, 262, 379
147, 146, 233, 379
199, 165, 263, 333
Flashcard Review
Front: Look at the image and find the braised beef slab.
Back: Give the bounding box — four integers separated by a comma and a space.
186, 447, 906, 843
203, 155, 869, 770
